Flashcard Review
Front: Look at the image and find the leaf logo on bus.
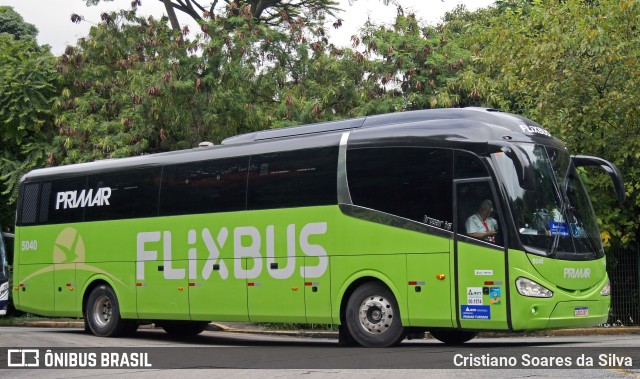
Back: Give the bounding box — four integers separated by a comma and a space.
18, 227, 126, 287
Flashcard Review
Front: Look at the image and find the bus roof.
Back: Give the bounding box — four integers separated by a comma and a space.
22, 107, 562, 182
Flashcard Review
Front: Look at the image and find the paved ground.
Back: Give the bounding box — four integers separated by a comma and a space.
11, 319, 640, 339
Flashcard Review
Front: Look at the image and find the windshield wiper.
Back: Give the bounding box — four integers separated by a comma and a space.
548, 201, 572, 258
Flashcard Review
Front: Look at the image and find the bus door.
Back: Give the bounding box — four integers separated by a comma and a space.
454, 179, 509, 330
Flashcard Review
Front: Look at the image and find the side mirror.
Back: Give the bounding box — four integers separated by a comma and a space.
571, 155, 625, 204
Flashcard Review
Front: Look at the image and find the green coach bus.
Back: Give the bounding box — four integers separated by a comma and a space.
12, 108, 624, 347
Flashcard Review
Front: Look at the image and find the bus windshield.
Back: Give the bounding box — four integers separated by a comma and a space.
493, 144, 604, 260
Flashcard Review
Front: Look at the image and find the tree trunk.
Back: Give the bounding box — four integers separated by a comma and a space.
163, 0, 181, 31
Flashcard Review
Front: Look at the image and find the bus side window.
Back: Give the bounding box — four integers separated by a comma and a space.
247, 146, 338, 210
18, 183, 41, 225
45, 177, 87, 225
454, 151, 489, 179
456, 182, 503, 246
347, 147, 453, 228
85, 168, 162, 222
160, 157, 249, 216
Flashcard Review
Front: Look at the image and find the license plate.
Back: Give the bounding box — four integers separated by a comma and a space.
574, 307, 589, 317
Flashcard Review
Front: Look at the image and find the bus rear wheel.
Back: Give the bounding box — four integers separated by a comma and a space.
160, 321, 210, 336
85, 284, 135, 337
429, 330, 477, 345
345, 282, 405, 347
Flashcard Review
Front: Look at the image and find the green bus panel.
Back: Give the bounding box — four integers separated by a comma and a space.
54, 263, 77, 317
406, 253, 452, 327
17, 263, 55, 316
136, 257, 190, 320
189, 258, 248, 322
303, 256, 332, 324
247, 257, 306, 322
456, 241, 508, 330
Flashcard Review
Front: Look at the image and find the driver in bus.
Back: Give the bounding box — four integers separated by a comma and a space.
465, 199, 498, 243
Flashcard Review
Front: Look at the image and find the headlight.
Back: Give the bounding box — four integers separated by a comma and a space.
600, 278, 611, 296
516, 277, 553, 298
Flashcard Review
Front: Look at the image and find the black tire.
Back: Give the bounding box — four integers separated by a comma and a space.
429, 330, 477, 345
161, 321, 210, 336
85, 284, 134, 337
345, 282, 405, 347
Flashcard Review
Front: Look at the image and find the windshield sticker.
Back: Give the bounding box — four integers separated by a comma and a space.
490, 287, 501, 305
461, 305, 491, 320
548, 222, 569, 236
467, 287, 483, 305
570, 223, 581, 237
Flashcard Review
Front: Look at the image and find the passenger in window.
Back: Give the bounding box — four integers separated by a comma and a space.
465, 199, 498, 243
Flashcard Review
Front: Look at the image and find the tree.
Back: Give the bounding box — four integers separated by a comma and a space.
0, 9, 58, 221
53, 10, 203, 164
339, 6, 474, 115
53, 3, 361, 163
0, 6, 38, 40
82, 0, 341, 30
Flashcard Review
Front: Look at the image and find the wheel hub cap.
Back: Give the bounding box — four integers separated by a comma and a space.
358, 295, 394, 334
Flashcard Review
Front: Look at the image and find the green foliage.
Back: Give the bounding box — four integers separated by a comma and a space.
0, 34, 59, 203
52, 5, 350, 164
354, 8, 473, 113
0, 6, 38, 40
82, 0, 342, 29
53, 11, 200, 163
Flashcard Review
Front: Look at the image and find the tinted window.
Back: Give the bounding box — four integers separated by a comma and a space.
455, 151, 488, 179
84, 167, 162, 221
19, 182, 41, 225
247, 146, 338, 210
160, 157, 248, 215
347, 147, 453, 227
46, 176, 88, 224
456, 180, 503, 246
19, 178, 88, 226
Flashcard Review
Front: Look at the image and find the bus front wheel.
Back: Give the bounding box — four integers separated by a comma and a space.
345, 282, 405, 347
85, 284, 135, 337
429, 330, 477, 345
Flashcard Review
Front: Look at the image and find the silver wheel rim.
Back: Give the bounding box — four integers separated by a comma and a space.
358, 294, 394, 334
92, 294, 112, 328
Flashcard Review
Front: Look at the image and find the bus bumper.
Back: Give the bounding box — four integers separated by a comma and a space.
546, 300, 609, 329
511, 299, 610, 330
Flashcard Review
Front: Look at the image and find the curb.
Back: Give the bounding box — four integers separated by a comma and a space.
8, 320, 640, 339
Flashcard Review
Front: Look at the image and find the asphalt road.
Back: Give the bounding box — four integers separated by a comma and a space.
1, 326, 640, 378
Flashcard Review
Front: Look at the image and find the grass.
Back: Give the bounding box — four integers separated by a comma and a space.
0, 314, 46, 326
